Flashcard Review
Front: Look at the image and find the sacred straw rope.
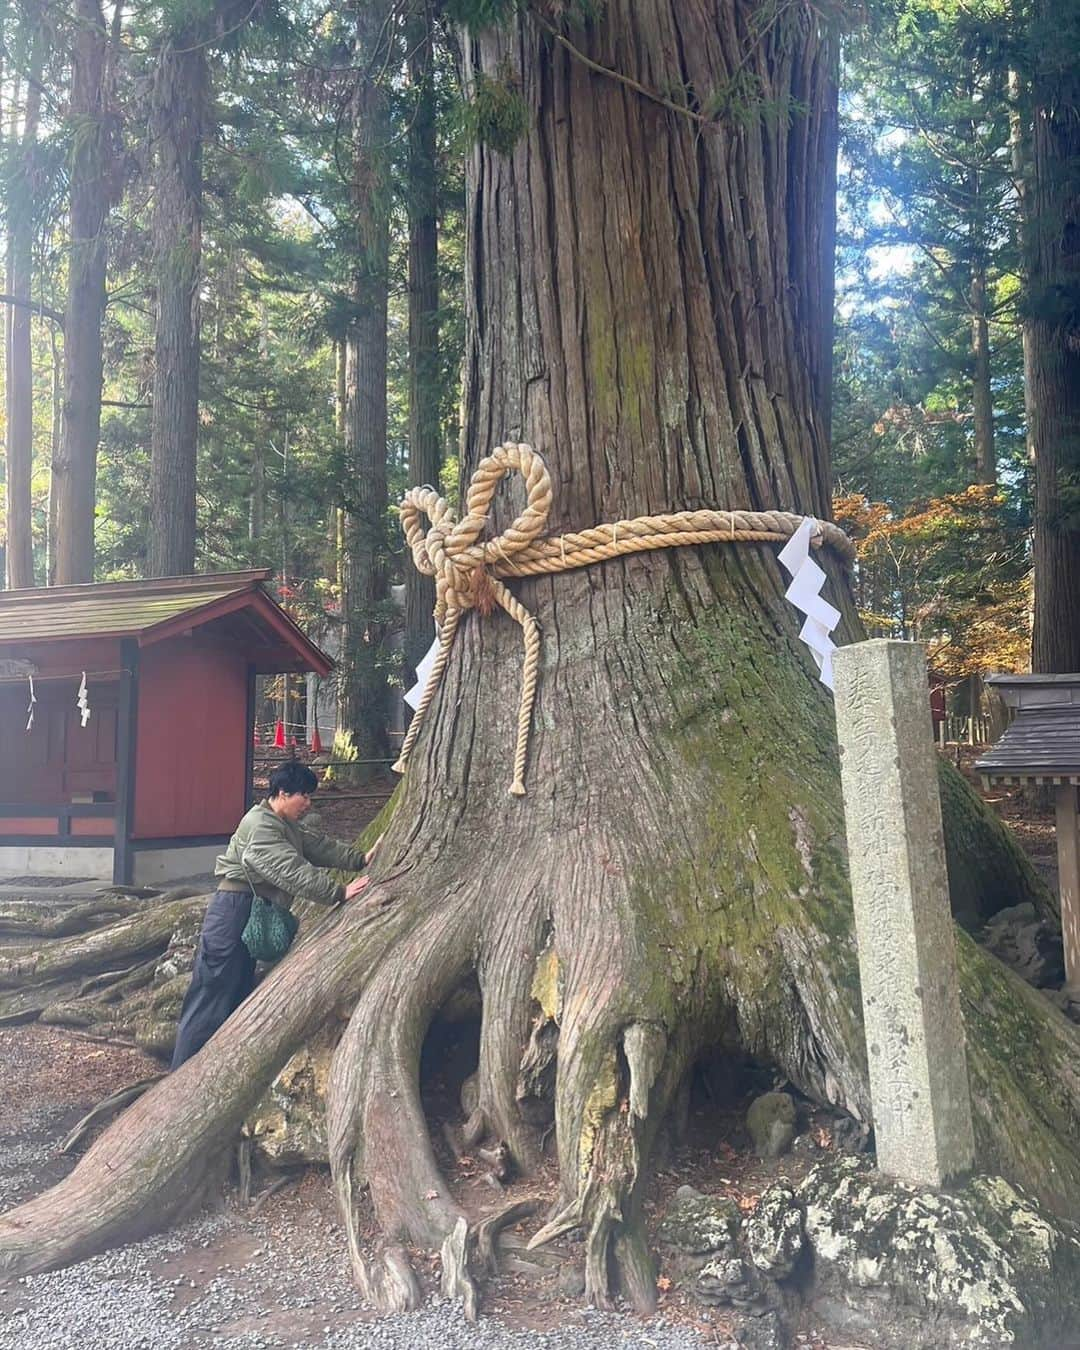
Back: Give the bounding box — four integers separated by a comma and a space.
394, 442, 853, 796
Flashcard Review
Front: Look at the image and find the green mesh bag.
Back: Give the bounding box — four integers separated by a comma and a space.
241, 896, 299, 963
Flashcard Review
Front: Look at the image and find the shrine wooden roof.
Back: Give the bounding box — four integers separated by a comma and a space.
0, 570, 333, 675
976, 675, 1080, 784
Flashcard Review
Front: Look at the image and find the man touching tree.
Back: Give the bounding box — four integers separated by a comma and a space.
171, 762, 380, 1067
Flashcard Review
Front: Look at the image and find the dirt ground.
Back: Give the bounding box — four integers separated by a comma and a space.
0, 750, 1061, 1348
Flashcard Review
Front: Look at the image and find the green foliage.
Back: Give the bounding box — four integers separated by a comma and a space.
834, 486, 1030, 677
832, 0, 1035, 681
458, 70, 529, 155
835, 0, 1027, 490
322, 729, 357, 784
702, 70, 807, 128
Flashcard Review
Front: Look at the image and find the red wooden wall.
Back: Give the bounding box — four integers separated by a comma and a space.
0, 639, 122, 806
132, 640, 249, 839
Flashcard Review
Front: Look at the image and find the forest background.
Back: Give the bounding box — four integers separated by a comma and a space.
0, 0, 1077, 752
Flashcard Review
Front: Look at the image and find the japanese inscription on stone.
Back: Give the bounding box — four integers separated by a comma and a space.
833, 639, 975, 1188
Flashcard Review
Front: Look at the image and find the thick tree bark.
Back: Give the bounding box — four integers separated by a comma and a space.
4, 1, 44, 589
53, 0, 113, 585
404, 0, 441, 682
338, 0, 392, 760
1029, 0, 1080, 672
3, 0, 1080, 1317
147, 36, 206, 578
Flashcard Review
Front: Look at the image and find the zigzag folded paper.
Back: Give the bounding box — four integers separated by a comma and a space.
777, 517, 839, 691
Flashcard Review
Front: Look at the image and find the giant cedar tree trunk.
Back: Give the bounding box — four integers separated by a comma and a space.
53, 0, 112, 585
147, 36, 205, 578
1030, 0, 1080, 671
338, 0, 392, 761
403, 0, 441, 682
3, 0, 1080, 1314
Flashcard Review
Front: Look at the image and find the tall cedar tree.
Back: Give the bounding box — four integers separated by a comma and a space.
1029, 0, 1080, 670
403, 0, 441, 681
53, 0, 116, 584
337, 0, 392, 760
2, 4, 1079, 1311
4, 0, 45, 587
147, 23, 208, 578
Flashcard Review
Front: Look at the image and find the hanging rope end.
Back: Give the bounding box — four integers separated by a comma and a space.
509, 779, 527, 797
391, 757, 407, 776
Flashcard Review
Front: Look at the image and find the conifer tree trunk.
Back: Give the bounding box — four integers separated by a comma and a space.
1030, 0, 1080, 671
404, 0, 441, 681
53, 0, 113, 585
4, 0, 44, 589
338, 0, 392, 760
147, 35, 206, 578
3, 2, 1079, 1314
1008, 68, 1038, 475
970, 260, 995, 485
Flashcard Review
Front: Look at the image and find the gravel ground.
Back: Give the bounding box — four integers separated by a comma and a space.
0, 1026, 718, 1350
1, 1206, 717, 1350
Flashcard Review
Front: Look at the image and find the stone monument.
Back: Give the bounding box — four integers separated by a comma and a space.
832, 638, 975, 1188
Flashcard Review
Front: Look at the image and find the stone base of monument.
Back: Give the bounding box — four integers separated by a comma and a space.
746, 1155, 1080, 1348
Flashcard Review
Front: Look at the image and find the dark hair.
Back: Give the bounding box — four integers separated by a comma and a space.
268, 761, 319, 799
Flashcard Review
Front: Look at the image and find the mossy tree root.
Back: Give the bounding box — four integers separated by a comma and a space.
0, 893, 206, 990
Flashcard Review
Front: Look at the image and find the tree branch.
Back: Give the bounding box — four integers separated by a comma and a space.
0, 294, 64, 326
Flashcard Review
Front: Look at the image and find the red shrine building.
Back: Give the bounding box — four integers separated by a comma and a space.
0, 570, 331, 886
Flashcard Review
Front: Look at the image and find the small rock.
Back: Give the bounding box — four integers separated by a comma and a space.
746, 1184, 804, 1280
656, 1192, 739, 1255
829, 1115, 871, 1154
674, 1183, 703, 1202
737, 1308, 792, 1350
746, 1092, 797, 1159
694, 1253, 766, 1310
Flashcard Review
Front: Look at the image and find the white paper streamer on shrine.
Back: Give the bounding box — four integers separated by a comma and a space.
777, 516, 840, 691
77, 671, 91, 727
25, 674, 36, 731
404, 625, 441, 712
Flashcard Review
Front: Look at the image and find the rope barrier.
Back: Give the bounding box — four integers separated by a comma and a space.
395, 443, 854, 796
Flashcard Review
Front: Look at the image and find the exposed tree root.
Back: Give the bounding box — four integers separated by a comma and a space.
0, 892, 205, 989
440, 1202, 540, 1321
60, 1076, 167, 1154
0, 887, 401, 1278
0, 894, 149, 939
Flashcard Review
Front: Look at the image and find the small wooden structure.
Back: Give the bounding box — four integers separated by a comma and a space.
975, 674, 1080, 988
0, 571, 331, 886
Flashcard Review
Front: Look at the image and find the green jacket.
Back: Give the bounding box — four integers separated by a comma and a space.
214, 800, 367, 909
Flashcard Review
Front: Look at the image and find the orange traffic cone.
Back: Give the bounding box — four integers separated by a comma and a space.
273, 720, 285, 748
310, 725, 323, 755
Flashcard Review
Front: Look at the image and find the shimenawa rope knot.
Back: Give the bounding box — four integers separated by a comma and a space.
394, 442, 853, 796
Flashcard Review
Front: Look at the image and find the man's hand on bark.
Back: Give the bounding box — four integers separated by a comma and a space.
344, 875, 372, 901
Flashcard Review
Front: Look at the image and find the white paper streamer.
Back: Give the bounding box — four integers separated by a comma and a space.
777, 517, 840, 691
77, 671, 91, 727
25, 674, 36, 731
404, 626, 441, 712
